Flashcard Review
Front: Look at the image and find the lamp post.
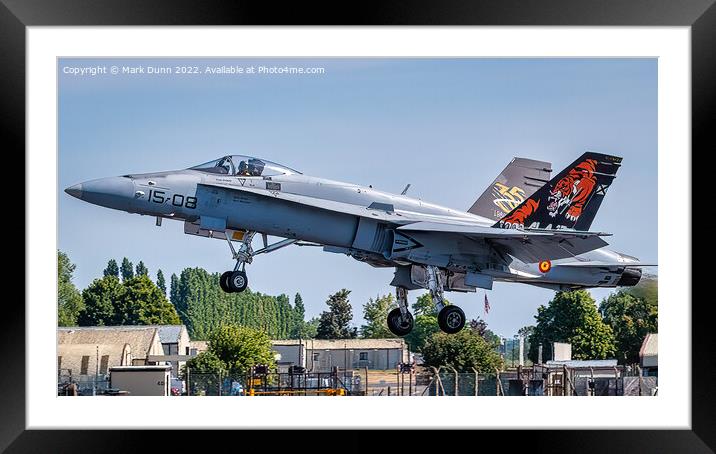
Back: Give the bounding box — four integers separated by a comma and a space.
512, 335, 518, 368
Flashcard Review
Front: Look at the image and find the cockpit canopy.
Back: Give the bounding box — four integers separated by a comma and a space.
190, 155, 301, 177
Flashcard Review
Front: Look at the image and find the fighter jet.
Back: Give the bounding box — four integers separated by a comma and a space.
65, 151, 653, 336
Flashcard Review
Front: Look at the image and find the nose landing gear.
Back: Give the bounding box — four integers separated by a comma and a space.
219, 230, 301, 293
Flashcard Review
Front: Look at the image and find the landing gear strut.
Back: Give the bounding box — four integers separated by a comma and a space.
426, 265, 466, 334
387, 287, 414, 336
220, 231, 255, 293
219, 231, 300, 293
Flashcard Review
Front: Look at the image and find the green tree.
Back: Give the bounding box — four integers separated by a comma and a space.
625, 276, 658, 306
316, 289, 357, 339
303, 317, 319, 339
78, 276, 125, 326
183, 350, 226, 395
599, 290, 658, 364
208, 324, 275, 374
169, 273, 179, 304
78, 274, 179, 326
422, 330, 504, 372
360, 294, 397, 338
135, 261, 149, 277
171, 267, 297, 340
289, 293, 313, 339
156, 269, 167, 295
120, 258, 134, 281
528, 290, 616, 363
412, 292, 439, 316
184, 350, 225, 375
469, 318, 501, 347
403, 293, 447, 352
58, 251, 84, 326
103, 259, 119, 278
115, 275, 180, 325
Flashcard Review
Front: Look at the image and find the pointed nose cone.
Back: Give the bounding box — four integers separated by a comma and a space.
65, 184, 83, 200
64, 176, 135, 212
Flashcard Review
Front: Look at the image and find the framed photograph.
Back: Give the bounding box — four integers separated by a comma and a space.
8, 0, 712, 450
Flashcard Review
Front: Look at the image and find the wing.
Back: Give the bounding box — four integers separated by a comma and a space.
397, 221, 610, 263
199, 182, 609, 263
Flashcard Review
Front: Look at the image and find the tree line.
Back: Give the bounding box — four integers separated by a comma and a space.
58, 250, 657, 371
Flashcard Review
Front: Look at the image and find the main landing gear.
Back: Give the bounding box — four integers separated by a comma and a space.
386, 265, 467, 337
387, 287, 414, 336
219, 231, 299, 293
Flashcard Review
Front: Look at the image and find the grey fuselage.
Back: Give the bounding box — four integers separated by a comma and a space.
66, 164, 642, 292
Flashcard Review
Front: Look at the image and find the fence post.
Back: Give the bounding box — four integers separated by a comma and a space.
364, 366, 369, 397
472, 368, 479, 396
637, 365, 643, 396
495, 367, 503, 396
430, 366, 442, 396
448, 366, 459, 396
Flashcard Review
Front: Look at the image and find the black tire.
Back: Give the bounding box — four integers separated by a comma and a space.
387, 308, 414, 336
227, 270, 248, 293
438, 305, 465, 334
219, 271, 233, 293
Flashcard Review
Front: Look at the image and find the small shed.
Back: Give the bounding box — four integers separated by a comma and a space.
109, 365, 173, 396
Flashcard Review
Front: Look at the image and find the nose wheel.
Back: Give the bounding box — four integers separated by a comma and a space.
219, 230, 302, 293
221, 270, 248, 293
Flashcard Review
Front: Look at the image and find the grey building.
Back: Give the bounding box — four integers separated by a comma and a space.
271, 339, 410, 372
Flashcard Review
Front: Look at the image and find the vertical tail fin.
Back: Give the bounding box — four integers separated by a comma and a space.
468, 157, 552, 221
494, 152, 622, 231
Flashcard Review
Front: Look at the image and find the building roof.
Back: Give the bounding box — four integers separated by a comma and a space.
640, 333, 658, 367
640, 333, 658, 357
110, 365, 172, 372
156, 325, 185, 344
58, 343, 130, 376
545, 359, 618, 368
271, 338, 407, 350
58, 326, 160, 359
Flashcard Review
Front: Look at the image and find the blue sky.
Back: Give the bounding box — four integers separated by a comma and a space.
58, 58, 657, 338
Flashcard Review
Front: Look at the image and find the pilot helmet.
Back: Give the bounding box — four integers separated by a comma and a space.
248, 159, 265, 176
237, 160, 249, 174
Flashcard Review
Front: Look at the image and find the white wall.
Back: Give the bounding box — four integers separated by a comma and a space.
110, 369, 171, 396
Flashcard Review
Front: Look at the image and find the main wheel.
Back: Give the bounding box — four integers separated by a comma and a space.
227, 270, 248, 293
438, 305, 466, 334
219, 271, 233, 293
387, 308, 414, 336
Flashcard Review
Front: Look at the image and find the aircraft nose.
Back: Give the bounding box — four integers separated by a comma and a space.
64, 183, 83, 199
67, 176, 135, 211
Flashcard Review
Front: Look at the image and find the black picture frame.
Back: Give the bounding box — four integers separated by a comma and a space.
6, 0, 712, 451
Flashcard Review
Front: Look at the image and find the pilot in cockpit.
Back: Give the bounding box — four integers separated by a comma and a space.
237, 160, 251, 176
247, 159, 265, 176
